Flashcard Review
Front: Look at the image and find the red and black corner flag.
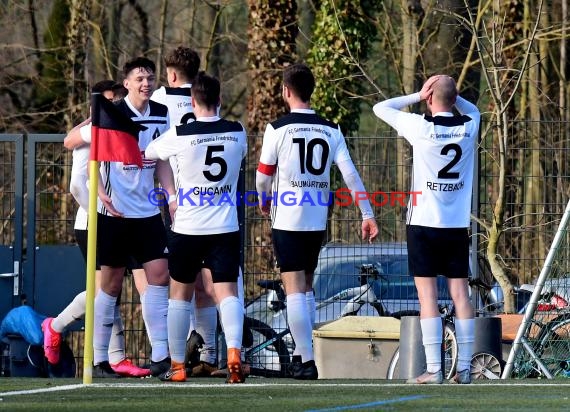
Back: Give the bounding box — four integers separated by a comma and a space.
89, 93, 146, 168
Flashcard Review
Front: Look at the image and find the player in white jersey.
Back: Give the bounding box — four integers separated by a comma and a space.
256, 64, 379, 379
373, 74, 480, 385
146, 72, 247, 383
150, 47, 221, 376
42, 81, 150, 377
87, 57, 175, 378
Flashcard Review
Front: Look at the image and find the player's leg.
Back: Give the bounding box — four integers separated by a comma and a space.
207, 231, 244, 384
159, 231, 201, 382
93, 214, 128, 377
191, 269, 218, 375
445, 228, 474, 384
108, 265, 151, 377
133, 215, 170, 376
273, 229, 319, 380
405, 225, 443, 384
413, 276, 443, 379
448, 277, 474, 383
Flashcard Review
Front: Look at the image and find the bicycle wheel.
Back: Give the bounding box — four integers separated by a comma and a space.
537, 314, 570, 378
243, 316, 291, 378
386, 347, 400, 379
443, 322, 458, 380
470, 351, 502, 380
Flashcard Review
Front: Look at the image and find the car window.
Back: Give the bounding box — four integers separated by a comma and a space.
313, 254, 452, 302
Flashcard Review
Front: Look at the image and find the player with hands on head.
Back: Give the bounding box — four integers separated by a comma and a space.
373, 74, 480, 385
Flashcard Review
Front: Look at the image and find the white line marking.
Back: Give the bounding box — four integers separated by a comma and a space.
2, 380, 570, 397
0, 384, 85, 397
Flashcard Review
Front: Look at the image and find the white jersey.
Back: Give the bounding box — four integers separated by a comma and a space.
373, 94, 480, 228
97, 96, 170, 218
151, 84, 195, 126
258, 109, 352, 231
71, 145, 89, 230
145, 116, 247, 235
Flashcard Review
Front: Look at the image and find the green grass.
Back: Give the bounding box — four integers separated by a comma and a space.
1, 378, 570, 411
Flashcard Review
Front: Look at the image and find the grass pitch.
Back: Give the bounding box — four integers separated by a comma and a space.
1, 377, 569, 411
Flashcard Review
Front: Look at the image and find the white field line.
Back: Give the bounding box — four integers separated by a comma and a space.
2, 381, 570, 397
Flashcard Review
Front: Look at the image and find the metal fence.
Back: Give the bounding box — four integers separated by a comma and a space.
1, 119, 569, 376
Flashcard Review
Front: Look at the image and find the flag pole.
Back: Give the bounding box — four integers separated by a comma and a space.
83, 159, 99, 385
83, 94, 100, 384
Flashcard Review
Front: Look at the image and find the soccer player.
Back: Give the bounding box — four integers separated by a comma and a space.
373, 74, 480, 384
90, 57, 174, 378
150, 47, 221, 376
43, 80, 150, 378
145, 71, 247, 384
255, 63, 379, 380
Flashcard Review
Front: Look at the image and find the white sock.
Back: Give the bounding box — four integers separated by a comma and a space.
108, 305, 126, 364
306, 290, 316, 327
93, 290, 116, 365
219, 296, 243, 349
195, 305, 218, 364
455, 318, 475, 372
287, 293, 314, 362
420, 317, 443, 373
142, 285, 169, 362
52, 290, 86, 333
167, 299, 193, 364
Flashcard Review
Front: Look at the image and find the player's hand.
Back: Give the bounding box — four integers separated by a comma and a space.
259, 198, 271, 216
362, 218, 379, 243
99, 191, 123, 217
419, 75, 442, 101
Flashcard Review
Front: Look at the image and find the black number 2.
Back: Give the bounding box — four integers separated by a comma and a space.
203, 145, 227, 182
437, 143, 462, 179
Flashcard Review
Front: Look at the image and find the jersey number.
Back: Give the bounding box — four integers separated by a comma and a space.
203, 145, 227, 182
437, 143, 462, 179
292, 137, 330, 175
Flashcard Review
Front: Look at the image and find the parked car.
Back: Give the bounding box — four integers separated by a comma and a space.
245, 242, 455, 335
311, 242, 453, 322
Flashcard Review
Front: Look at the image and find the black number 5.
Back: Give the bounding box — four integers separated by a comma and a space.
437, 143, 462, 179
203, 145, 227, 182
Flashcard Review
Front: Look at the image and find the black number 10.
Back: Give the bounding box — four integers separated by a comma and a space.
292, 137, 330, 176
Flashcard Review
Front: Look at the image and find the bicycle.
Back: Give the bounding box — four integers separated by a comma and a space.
242, 264, 421, 377
507, 285, 570, 379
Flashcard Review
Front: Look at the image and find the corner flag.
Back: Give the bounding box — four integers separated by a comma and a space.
90, 93, 146, 168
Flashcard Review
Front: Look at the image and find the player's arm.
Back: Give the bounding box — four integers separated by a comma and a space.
337, 159, 378, 243
155, 160, 176, 199
64, 118, 91, 150
69, 170, 89, 212
256, 165, 275, 216
372, 93, 420, 129
256, 124, 277, 216
454, 96, 480, 123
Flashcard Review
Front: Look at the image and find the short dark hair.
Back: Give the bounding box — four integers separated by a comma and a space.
192, 71, 220, 109
111, 84, 128, 100
283, 63, 315, 103
91, 80, 117, 94
123, 57, 156, 78
164, 46, 200, 81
